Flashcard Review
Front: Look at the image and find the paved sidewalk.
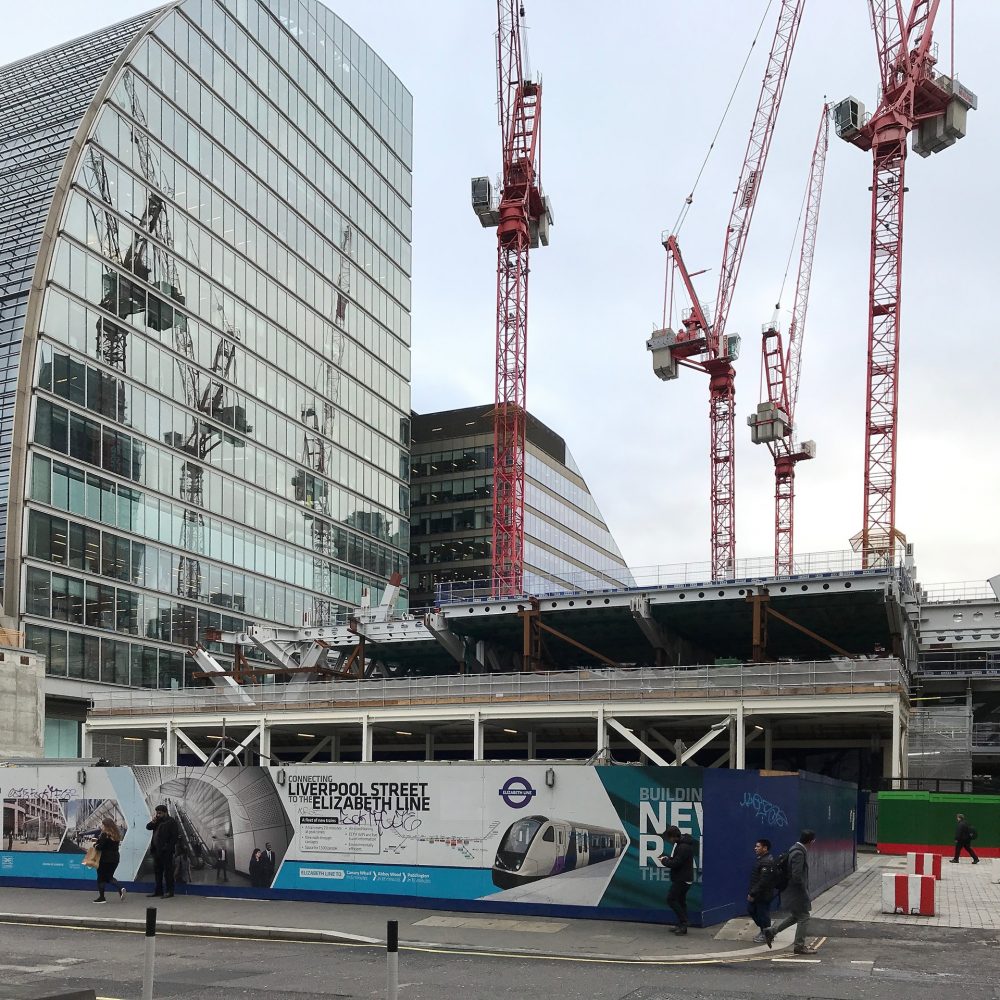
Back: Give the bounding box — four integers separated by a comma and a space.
812, 852, 1000, 929
0, 885, 793, 964
6, 854, 987, 964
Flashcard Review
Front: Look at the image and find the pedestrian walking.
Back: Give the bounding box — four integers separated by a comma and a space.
213, 839, 228, 881
93, 818, 126, 904
951, 813, 979, 864
764, 829, 816, 954
746, 837, 776, 942
145, 804, 180, 898
659, 825, 697, 935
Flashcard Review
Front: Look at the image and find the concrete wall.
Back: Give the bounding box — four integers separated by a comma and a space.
0, 648, 44, 757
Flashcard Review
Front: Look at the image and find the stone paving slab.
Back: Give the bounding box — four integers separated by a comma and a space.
812, 852, 1000, 929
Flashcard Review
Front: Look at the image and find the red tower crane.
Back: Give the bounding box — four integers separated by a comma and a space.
835, 0, 975, 567
749, 103, 830, 576
472, 0, 552, 598
648, 0, 806, 581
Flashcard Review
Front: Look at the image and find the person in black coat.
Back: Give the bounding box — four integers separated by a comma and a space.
248, 848, 266, 888
145, 804, 180, 898
951, 813, 979, 864
659, 825, 697, 935
764, 829, 816, 954
93, 818, 126, 903
746, 838, 776, 941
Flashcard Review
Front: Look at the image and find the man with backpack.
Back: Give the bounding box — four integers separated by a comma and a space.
746, 838, 776, 943
951, 813, 979, 864
764, 829, 816, 954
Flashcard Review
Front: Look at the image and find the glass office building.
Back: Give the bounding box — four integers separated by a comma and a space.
409, 407, 634, 606
0, 1, 412, 721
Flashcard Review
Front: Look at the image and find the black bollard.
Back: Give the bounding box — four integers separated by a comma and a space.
386, 919, 398, 1000
143, 906, 157, 1000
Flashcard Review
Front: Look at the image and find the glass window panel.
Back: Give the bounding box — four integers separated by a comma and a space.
35, 400, 69, 453
31, 454, 52, 503
68, 465, 86, 516
69, 413, 101, 464
25, 567, 51, 617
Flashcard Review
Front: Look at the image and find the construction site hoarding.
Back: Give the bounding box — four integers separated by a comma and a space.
0, 764, 855, 926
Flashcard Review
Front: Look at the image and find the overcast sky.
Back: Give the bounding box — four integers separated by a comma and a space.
4, 1, 998, 588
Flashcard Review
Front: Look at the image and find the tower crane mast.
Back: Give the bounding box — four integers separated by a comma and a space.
648, 0, 806, 581
749, 103, 830, 576
835, 0, 975, 568
472, 0, 552, 598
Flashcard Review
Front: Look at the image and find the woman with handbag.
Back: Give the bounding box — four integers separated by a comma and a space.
93, 818, 126, 904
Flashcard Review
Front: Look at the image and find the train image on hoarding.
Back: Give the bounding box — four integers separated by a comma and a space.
492, 815, 626, 889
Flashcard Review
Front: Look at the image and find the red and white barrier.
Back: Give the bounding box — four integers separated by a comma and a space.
882, 873, 935, 916
906, 852, 942, 880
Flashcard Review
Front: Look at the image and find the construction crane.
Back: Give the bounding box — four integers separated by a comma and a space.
748, 103, 830, 576
116, 70, 249, 600
472, 0, 553, 598
834, 0, 975, 568
298, 224, 350, 626
647, 0, 806, 582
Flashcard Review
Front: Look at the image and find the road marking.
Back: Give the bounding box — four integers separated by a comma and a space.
0, 917, 785, 967
773, 957, 822, 964
852, 960, 875, 965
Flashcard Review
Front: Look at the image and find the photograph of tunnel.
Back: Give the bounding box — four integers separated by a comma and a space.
131, 768, 293, 888
2, 795, 68, 851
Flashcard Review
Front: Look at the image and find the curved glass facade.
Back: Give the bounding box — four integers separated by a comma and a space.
2, 0, 412, 689
410, 407, 635, 604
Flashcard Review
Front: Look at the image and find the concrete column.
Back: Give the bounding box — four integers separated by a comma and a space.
425, 731, 435, 762
890, 700, 901, 786
596, 706, 607, 755
763, 727, 773, 770
527, 730, 537, 760
164, 722, 177, 766
735, 703, 746, 770
330, 731, 340, 763
361, 716, 373, 762
81, 724, 93, 758
147, 739, 163, 765
258, 722, 271, 765
900, 720, 910, 779
472, 712, 483, 761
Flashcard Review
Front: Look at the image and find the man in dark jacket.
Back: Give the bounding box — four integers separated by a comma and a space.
659, 825, 697, 935
764, 829, 815, 954
747, 838, 776, 942
951, 813, 979, 864
145, 804, 180, 898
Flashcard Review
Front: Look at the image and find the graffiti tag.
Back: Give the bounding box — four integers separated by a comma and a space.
740, 791, 788, 828
339, 808, 422, 835
5, 786, 76, 800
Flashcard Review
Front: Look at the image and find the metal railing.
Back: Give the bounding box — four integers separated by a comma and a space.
436, 549, 912, 604
89, 658, 907, 717
972, 723, 1000, 750
916, 651, 1000, 676
921, 581, 997, 603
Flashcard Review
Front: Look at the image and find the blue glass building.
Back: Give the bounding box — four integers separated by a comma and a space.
0, 1, 412, 744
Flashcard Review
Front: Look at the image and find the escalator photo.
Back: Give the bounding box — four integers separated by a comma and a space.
132, 767, 293, 889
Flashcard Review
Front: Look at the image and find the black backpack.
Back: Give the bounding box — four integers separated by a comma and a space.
770, 851, 791, 893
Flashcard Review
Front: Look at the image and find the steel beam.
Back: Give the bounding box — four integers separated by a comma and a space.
606, 719, 671, 766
